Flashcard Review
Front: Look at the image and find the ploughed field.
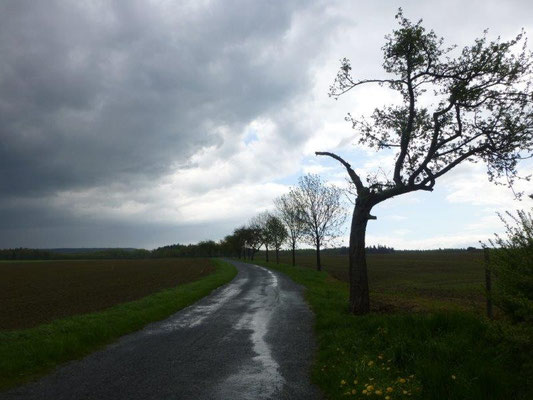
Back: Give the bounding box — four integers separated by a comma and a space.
0, 258, 215, 330
258, 251, 486, 312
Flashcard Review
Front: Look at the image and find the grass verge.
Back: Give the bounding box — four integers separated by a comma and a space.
252, 259, 532, 400
0, 258, 237, 390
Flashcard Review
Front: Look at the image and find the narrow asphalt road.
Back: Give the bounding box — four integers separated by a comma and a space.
1, 260, 322, 400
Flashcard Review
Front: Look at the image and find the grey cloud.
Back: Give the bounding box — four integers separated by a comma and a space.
8, 0, 528, 248
0, 0, 314, 199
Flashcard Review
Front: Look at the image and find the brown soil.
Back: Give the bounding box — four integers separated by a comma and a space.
0, 258, 215, 330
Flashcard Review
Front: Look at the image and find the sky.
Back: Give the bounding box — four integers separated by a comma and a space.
1, 0, 532, 250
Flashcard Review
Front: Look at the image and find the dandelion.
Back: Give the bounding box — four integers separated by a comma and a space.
375, 389, 383, 396
386, 387, 393, 393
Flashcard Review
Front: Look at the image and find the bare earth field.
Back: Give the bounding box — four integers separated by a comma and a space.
0, 258, 215, 330
257, 251, 486, 313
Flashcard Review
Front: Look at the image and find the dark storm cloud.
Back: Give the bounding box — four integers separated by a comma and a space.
0, 0, 311, 198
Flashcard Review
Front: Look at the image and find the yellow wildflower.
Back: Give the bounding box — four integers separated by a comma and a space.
362, 389, 367, 394
386, 387, 393, 393
403, 390, 408, 394
375, 389, 383, 396
398, 378, 406, 384
368, 361, 374, 366
451, 375, 456, 380
385, 397, 391, 400
354, 380, 358, 385
341, 380, 346, 385
367, 385, 374, 391
378, 355, 384, 359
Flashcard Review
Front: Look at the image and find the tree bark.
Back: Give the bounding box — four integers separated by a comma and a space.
316, 240, 322, 271
265, 244, 269, 262
275, 248, 279, 264
292, 242, 296, 266
349, 202, 372, 314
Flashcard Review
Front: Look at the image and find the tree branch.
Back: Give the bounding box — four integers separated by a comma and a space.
332, 78, 407, 98
315, 151, 365, 192
394, 52, 416, 186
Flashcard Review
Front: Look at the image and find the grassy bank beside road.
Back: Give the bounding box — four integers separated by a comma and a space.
253, 259, 532, 400
0, 259, 237, 390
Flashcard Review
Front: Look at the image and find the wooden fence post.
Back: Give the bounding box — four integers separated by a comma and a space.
484, 248, 493, 320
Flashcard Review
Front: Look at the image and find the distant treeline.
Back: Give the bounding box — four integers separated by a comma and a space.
1, 244, 483, 261
0, 247, 152, 260
267, 245, 396, 256
0, 242, 222, 260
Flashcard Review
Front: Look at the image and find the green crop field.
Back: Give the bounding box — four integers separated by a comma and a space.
255, 251, 487, 313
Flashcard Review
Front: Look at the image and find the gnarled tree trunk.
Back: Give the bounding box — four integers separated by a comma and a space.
291, 242, 296, 266
349, 200, 373, 314
316, 239, 322, 271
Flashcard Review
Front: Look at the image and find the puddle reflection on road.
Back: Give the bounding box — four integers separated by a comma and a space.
217, 265, 285, 399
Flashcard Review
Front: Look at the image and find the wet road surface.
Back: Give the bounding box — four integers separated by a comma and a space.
1, 260, 322, 400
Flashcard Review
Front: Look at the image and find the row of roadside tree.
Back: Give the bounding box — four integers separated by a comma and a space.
219, 173, 346, 271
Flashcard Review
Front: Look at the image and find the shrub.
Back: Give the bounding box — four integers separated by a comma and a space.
488, 208, 533, 323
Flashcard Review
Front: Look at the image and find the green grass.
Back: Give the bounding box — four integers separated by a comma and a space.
0, 259, 237, 390
252, 259, 533, 400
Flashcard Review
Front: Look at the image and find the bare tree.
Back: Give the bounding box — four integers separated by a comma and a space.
274, 193, 305, 266
318, 10, 533, 314
251, 212, 273, 262
292, 174, 346, 271
243, 222, 263, 260
266, 215, 288, 264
